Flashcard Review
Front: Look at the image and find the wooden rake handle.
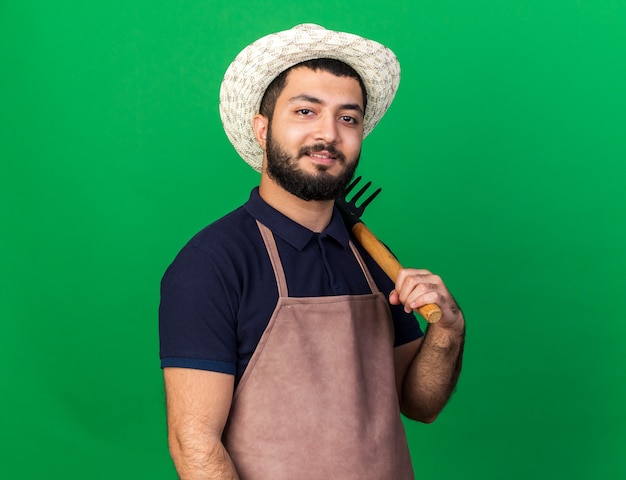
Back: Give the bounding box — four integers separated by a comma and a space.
352, 223, 443, 323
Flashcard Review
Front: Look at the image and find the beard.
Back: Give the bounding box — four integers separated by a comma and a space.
264, 126, 360, 202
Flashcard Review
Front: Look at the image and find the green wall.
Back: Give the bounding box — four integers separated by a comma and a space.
1, 1, 625, 478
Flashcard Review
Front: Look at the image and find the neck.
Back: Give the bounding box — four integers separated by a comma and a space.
259, 175, 335, 233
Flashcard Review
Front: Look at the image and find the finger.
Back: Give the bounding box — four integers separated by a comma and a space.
410, 280, 452, 312
409, 290, 442, 311
397, 278, 439, 305
395, 268, 432, 286
397, 271, 442, 292
388, 289, 401, 305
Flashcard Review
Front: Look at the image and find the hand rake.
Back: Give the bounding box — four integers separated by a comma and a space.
336, 176, 442, 323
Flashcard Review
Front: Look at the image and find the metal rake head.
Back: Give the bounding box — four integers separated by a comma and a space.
336, 176, 382, 227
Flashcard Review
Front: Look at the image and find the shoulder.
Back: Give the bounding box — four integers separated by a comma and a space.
186, 206, 258, 253
162, 206, 269, 291
173, 207, 266, 270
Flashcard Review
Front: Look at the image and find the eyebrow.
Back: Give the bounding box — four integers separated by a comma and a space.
287, 94, 364, 115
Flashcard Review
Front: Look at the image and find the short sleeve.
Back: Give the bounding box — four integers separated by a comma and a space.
159, 246, 239, 375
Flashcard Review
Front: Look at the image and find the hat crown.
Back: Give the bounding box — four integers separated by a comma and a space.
292, 23, 324, 30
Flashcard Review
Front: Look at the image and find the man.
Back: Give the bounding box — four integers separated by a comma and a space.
160, 24, 465, 479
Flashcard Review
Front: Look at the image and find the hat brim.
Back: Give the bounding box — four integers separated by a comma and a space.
219, 24, 401, 172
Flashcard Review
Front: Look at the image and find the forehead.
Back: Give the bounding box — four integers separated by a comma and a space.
278, 67, 365, 107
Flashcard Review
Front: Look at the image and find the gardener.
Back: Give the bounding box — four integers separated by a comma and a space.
159, 23, 465, 480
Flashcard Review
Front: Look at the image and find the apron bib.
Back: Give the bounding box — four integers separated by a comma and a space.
223, 221, 413, 479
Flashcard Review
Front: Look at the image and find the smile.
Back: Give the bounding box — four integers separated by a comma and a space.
309, 152, 336, 161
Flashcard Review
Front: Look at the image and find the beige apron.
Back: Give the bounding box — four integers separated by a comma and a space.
223, 221, 414, 479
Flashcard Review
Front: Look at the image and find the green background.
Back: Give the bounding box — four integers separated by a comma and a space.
1, 1, 625, 478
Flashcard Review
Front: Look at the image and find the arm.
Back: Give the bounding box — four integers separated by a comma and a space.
391, 269, 465, 423
164, 368, 240, 479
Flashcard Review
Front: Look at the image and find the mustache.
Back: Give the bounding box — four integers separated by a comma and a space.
298, 144, 346, 163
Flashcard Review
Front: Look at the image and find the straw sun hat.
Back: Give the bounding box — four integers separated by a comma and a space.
219, 23, 401, 172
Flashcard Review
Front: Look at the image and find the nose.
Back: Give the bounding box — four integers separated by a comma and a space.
313, 114, 339, 144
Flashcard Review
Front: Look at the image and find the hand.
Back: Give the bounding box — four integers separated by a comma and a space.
389, 269, 463, 329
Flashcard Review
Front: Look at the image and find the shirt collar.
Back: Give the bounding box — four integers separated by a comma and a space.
243, 187, 351, 251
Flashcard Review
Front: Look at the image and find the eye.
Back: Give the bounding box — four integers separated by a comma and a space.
340, 115, 358, 125
296, 108, 314, 116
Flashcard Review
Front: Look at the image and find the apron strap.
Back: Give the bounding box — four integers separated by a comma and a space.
256, 220, 289, 297
348, 241, 381, 294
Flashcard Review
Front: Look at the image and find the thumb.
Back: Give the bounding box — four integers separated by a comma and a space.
389, 289, 400, 305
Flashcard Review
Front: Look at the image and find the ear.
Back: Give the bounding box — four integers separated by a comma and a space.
253, 114, 269, 150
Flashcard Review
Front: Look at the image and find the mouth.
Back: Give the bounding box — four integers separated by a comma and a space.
307, 151, 337, 164
300, 145, 344, 166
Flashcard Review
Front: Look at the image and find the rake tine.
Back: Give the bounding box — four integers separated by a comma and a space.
344, 176, 362, 196
350, 181, 372, 205
358, 187, 382, 212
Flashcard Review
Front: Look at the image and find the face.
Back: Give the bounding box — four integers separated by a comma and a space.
257, 67, 365, 201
